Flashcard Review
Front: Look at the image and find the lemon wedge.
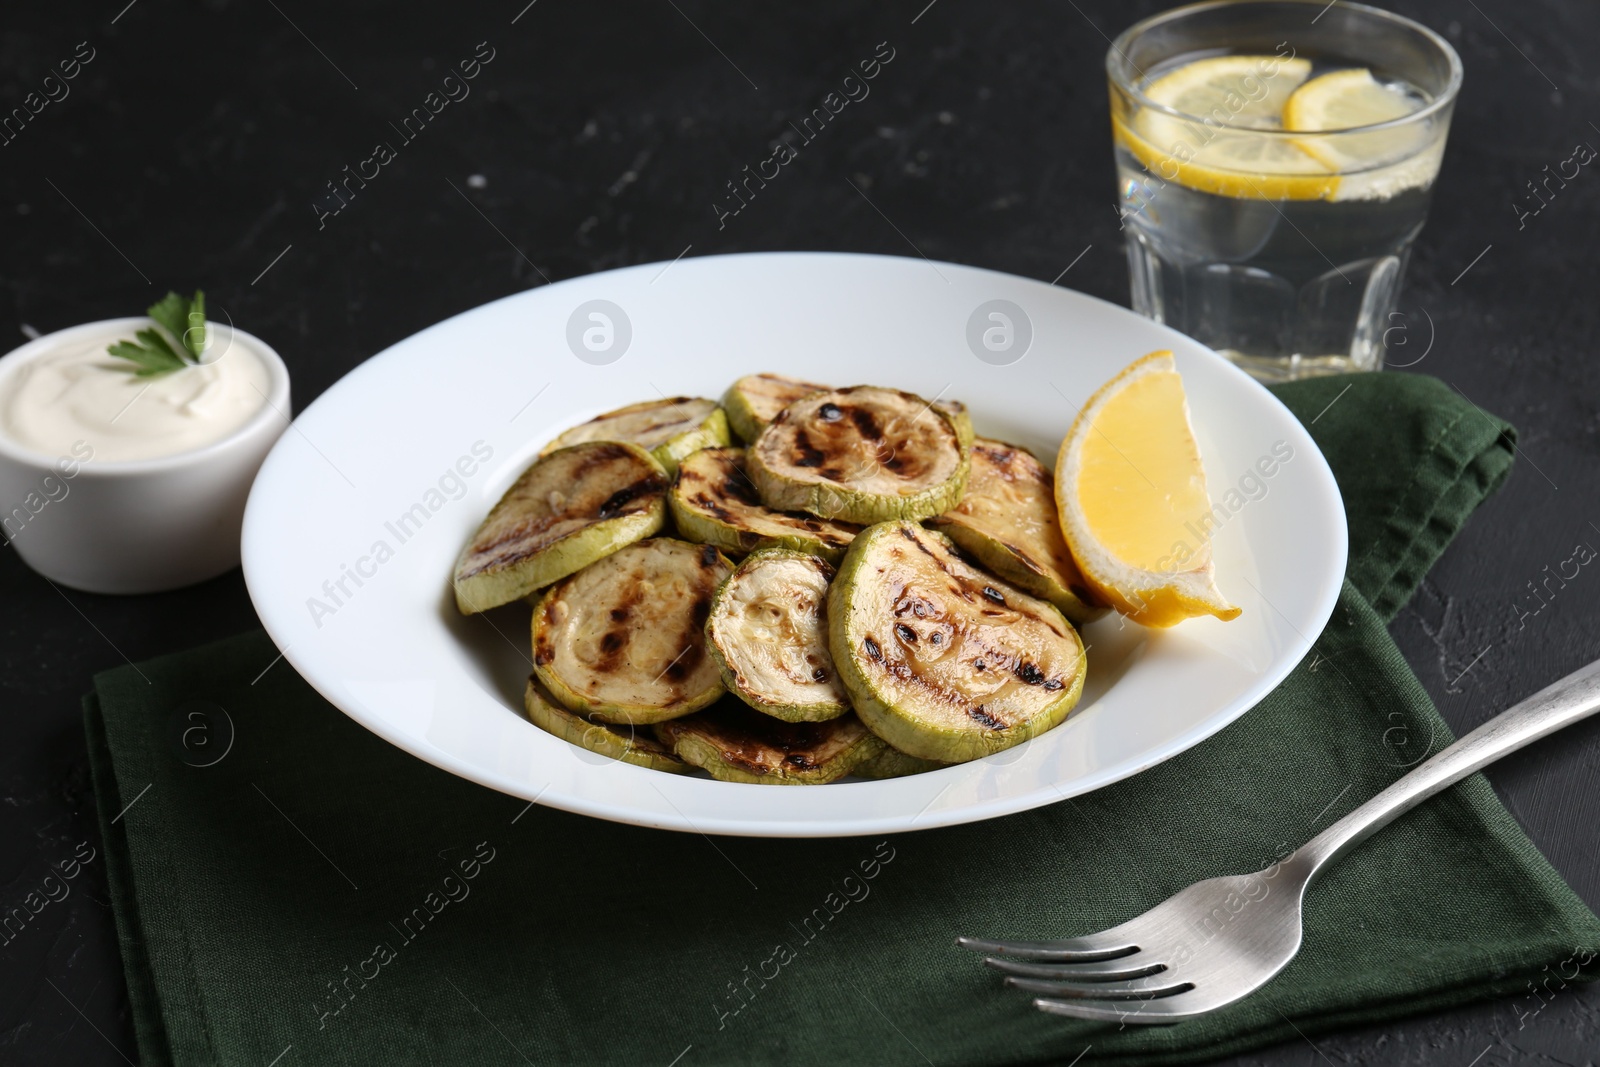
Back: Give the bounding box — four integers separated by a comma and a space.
1119, 55, 1337, 201
1283, 68, 1426, 171
1055, 352, 1240, 628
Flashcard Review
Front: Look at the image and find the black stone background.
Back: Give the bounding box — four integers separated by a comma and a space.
2, 1, 1597, 1063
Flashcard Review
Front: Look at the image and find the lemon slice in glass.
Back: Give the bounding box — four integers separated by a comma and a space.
1055, 351, 1240, 628
1118, 55, 1337, 200
1283, 68, 1427, 173
1145, 54, 1311, 128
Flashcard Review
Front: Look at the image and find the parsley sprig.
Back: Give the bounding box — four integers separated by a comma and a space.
108, 290, 208, 377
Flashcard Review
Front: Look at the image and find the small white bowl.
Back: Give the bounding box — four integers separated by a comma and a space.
0, 318, 290, 594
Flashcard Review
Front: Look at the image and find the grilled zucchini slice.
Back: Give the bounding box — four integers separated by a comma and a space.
724, 373, 832, 443
543, 397, 730, 476
452, 442, 667, 614
829, 522, 1086, 763
532, 538, 733, 724
654, 702, 885, 785
747, 386, 969, 524
853, 747, 946, 779
670, 447, 860, 563
927, 438, 1106, 625
705, 548, 850, 722
724, 373, 975, 452
523, 677, 688, 773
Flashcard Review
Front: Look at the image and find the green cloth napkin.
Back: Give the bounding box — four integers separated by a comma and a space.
87, 373, 1600, 1067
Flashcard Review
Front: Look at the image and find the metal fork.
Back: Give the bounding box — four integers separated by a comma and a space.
958, 657, 1600, 1024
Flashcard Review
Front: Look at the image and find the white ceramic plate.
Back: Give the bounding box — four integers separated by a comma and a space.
242, 252, 1345, 838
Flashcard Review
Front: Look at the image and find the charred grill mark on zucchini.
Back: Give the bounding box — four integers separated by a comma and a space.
567, 441, 633, 480
967, 706, 1003, 729
718, 463, 764, 505
597, 478, 666, 518
848, 407, 882, 440
667, 594, 714, 682
972, 441, 1020, 477
792, 431, 827, 468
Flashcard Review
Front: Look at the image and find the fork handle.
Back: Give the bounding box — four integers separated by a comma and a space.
1293, 656, 1600, 879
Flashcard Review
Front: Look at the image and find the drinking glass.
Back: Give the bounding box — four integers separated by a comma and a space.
1108, 0, 1462, 381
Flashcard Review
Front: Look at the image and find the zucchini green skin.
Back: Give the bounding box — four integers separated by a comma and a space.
653, 703, 885, 785
523, 677, 689, 773
651, 406, 730, 477
668, 447, 859, 564
853, 747, 946, 779
532, 538, 733, 725
723, 373, 832, 444
828, 522, 1086, 763
705, 548, 851, 723
748, 463, 969, 526
747, 387, 971, 525
452, 442, 668, 615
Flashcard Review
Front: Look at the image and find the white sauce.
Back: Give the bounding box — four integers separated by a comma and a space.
0, 321, 272, 462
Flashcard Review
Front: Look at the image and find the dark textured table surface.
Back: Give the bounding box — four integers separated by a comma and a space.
3, 1, 1598, 1064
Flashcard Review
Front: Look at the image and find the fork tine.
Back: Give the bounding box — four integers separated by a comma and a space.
1006, 974, 1192, 1000
983, 956, 1164, 981
954, 935, 1138, 961
1033, 995, 1188, 1025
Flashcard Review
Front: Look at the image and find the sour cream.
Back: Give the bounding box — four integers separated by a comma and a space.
0, 320, 272, 462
